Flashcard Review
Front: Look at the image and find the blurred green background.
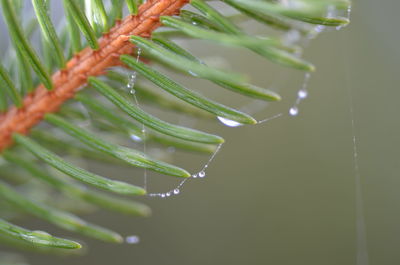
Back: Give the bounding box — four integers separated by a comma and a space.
2, 0, 400, 264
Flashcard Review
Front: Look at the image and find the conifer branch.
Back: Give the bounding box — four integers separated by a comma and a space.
0, 0, 189, 152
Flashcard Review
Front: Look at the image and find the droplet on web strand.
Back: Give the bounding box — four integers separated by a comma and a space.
298, 89, 308, 99
198, 171, 206, 178
130, 134, 143, 142
289, 107, 299, 116
126, 235, 140, 244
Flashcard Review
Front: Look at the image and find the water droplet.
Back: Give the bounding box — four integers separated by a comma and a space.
126, 235, 140, 244
188, 70, 198, 77
298, 89, 308, 99
173, 189, 180, 195
130, 134, 143, 142
289, 107, 299, 116
130, 89, 136, 95
33, 230, 51, 236
129, 73, 137, 80
198, 171, 206, 178
217, 117, 243, 127
193, 174, 198, 178
161, 193, 166, 198
127, 72, 137, 91
22, 234, 37, 241
166, 192, 171, 197
314, 25, 326, 34
136, 48, 142, 60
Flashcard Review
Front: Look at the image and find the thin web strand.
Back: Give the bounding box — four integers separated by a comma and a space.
341, 29, 369, 265
148, 143, 224, 198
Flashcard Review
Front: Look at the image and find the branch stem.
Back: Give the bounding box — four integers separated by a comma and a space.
0, 0, 189, 152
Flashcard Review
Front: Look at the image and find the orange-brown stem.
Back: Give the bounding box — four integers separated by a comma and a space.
0, 0, 189, 152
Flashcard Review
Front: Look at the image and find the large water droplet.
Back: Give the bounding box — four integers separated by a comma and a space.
217, 117, 243, 127
173, 189, 180, 195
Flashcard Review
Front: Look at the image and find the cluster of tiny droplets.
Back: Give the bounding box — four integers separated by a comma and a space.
148, 144, 223, 198
126, 48, 141, 94
289, 73, 311, 116
148, 168, 208, 199
127, 72, 137, 94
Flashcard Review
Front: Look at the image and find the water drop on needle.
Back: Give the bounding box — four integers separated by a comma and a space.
33, 230, 51, 237
173, 189, 180, 195
198, 171, 206, 178
188, 70, 198, 77
217, 117, 243, 127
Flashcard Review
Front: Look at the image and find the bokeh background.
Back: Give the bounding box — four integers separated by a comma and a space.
1, 0, 400, 264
